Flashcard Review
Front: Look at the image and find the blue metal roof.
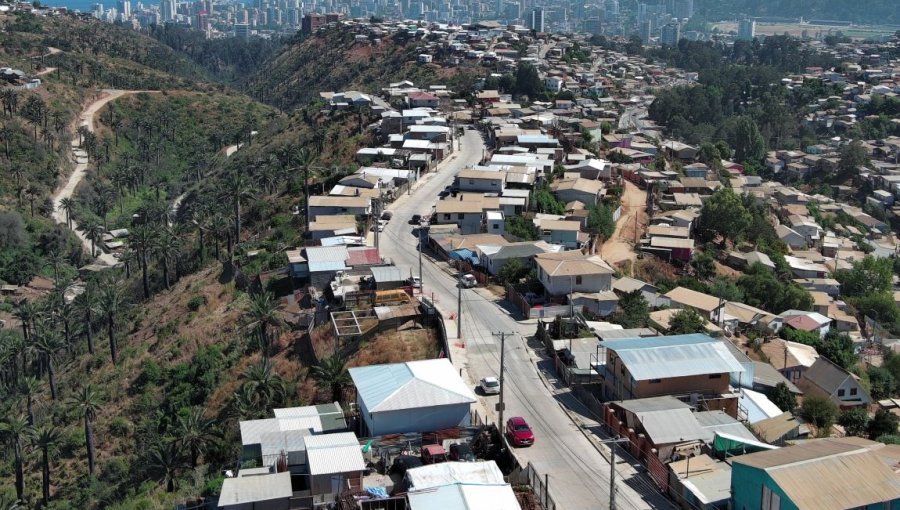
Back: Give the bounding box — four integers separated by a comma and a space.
350, 363, 414, 411
602, 334, 745, 381
449, 249, 479, 265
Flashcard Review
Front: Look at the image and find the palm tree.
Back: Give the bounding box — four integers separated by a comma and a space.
311, 356, 352, 404
176, 408, 215, 468
31, 327, 61, 400
31, 425, 60, 506
242, 361, 285, 410
46, 250, 66, 288
20, 377, 42, 426
58, 197, 76, 229
13, 301, 36, 341
81, 220, 105, 258
0, 492, 23, 510
54, 299, 76, 353
148, 440, 188, 492
0, 123, 12, 159
73, 284, 98, 355
154, 228, 181, 291
69, 385, 101, 475
129, 224, 157, 299
25, 183, 40, 217
242, 292, 285, 358
219, 173, 255, 250
0, 415, 30, 501
98, 284, 124, 365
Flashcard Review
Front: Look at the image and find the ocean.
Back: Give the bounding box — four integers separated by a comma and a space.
42, 0, 157, 12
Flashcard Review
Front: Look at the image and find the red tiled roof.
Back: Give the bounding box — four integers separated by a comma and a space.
408, 91, 438, 101
346, 247, 380, 266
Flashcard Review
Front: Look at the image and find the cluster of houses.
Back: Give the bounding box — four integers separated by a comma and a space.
221, 358, 524, 510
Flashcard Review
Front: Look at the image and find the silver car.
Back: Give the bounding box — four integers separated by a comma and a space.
479, 376, 500, 395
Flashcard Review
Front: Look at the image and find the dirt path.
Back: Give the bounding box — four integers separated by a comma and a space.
600, 180, 647, 266
52, 90, 148, 266
34, 67, 56, 77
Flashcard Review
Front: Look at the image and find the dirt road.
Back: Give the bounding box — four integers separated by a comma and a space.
52, 90, 143, 266
600, 180, 647, 266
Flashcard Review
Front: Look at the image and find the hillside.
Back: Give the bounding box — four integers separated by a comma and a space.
242, 24, 485, 110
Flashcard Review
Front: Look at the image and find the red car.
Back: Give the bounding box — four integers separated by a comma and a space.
506, 417, 535, 447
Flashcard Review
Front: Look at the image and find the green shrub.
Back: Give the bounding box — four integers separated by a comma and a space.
108, 416, 131, 438
187, 295, 207, 311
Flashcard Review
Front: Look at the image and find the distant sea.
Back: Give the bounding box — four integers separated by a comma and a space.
41, 0, 157, 12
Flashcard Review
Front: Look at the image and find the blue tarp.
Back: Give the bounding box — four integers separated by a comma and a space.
366, 487, 389, 498
449, 248, 479, 266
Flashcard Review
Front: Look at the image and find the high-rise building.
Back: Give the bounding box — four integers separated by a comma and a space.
638, 19, 652, 42
529, 7, 544, 32
234, 22, 250, 40
673, 0, 692, 19
584, 16, 601, 34
660, 20, 680, 46
738, 19, 755, 40
117, 0, 131, 18
301, 13, 325, 34
161, 0, 176, 21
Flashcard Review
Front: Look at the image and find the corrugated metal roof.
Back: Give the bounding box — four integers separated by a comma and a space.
240, 418, 281, 446
304, 432, 366, 475
259, 429, 309, 458
306, 246, 348, 273
407, 483, 521, 510
638, 408, 707, 445
370, 265, 407, 283
407, 461, 505, 490
349, 359, 476, 413
616, 396, 690, 414
602, 334, 745, 381
769, 448, 900, 509
219, 472, 293, 506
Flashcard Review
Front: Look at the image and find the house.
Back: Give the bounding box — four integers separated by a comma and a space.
550, 178, 604, 206
537, 219, 584, 249
661, 140, 698, 161
776, 225, 806, 249
648, 236, 695, 262
606, 396, 709, 458
308, 195, 371, 220
721, 302, 775, 332
663, 287, 722, 321
750, 412, 810, 445
570, 291, 620, 317
534, 252, 613, 296
567, 158, 612, 180
433, 200, 485, 235
300, 246, 349, 288
649, 308, 721, 335
667, 454, 734, 510
759, 339, 819, 385
308, 215, 357, 240
751, 361, 802, 397
798, 357, 872, 409
218, 472, 294, 510
406, 462, 520, 510
407, 91, 439, 108
348, 359, 477, 436
782, 256, 828, 279
727, 250, 775, 272
456, 169, 505, 193
730, 438, 900, 510
599, 334, 745, 417
777, 310, 831, 338
478, 241, 555, 276
303, 432, 367, 505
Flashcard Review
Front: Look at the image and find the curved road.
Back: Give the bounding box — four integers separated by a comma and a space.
378, 129, 671, 510
53, 90, 138, 266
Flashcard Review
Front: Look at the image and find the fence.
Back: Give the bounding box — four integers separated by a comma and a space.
421, 295, 452, 361
518, 462, 557, 510
505, 284, 572, 319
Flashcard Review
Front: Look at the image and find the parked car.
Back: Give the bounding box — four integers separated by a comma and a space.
408, 276, 421, 288
381, 211, 393, 221
479, 376, 500, 395
506, 417, 535, 447
409, 214, 422, 225
390, 455, 423, 476
449, 443, 476, 462
457, 274, 477, 288
421, 444, 448, 465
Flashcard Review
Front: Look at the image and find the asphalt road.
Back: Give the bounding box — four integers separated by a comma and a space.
377, 129, 673, 510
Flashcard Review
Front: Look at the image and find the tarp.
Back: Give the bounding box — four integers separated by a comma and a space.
712, 431, 778, 457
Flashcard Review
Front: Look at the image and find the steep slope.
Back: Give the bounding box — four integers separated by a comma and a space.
242, 24, 484, 110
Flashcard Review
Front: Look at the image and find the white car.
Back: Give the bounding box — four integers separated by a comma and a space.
479, 376, 500, 395
409, 276, 421, 288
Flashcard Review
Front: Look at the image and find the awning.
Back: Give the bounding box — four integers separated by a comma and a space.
712, 431, 778, 457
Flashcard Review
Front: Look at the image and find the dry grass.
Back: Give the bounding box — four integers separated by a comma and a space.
348, 328, 440, 368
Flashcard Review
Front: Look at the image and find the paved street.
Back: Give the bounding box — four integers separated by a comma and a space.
378, 129, 673, 510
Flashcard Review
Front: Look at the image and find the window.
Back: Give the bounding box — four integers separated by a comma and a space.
761, 486, 780, 510
492, 224, 499, 230
444, 214, 451, 220
709, 374, 722, 379
468, 179, 474, 185
838, 389, 845, 397
575, 276, 582, 285
457, 213, 464, 220
850, 388, 857, 396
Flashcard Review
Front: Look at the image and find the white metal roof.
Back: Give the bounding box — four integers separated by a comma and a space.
303, 432, 366, 475
349, 359, 476, 412
407, 483, 520, 510
218, 472, 293, 506
406, 461, 505, 490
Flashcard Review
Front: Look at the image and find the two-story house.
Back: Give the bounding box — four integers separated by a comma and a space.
308, 195, 371, 220
550, 178, 604, 206
534, 251, 613, 296
798, 357, 871, 409
600, 334, 745, 417
537, 219, 584, 249
456, 169, 506, 193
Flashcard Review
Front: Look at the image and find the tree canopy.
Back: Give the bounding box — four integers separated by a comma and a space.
697, 187, 750, 246
667, 308, 708, 335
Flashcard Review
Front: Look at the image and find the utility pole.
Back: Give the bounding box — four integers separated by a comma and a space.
303, 165, 310, 234
373, 199, 380, 250
418, 226, 425, 293
599, 437, 630, 510
457, 271, 463, 338
492, 332, 512, 428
